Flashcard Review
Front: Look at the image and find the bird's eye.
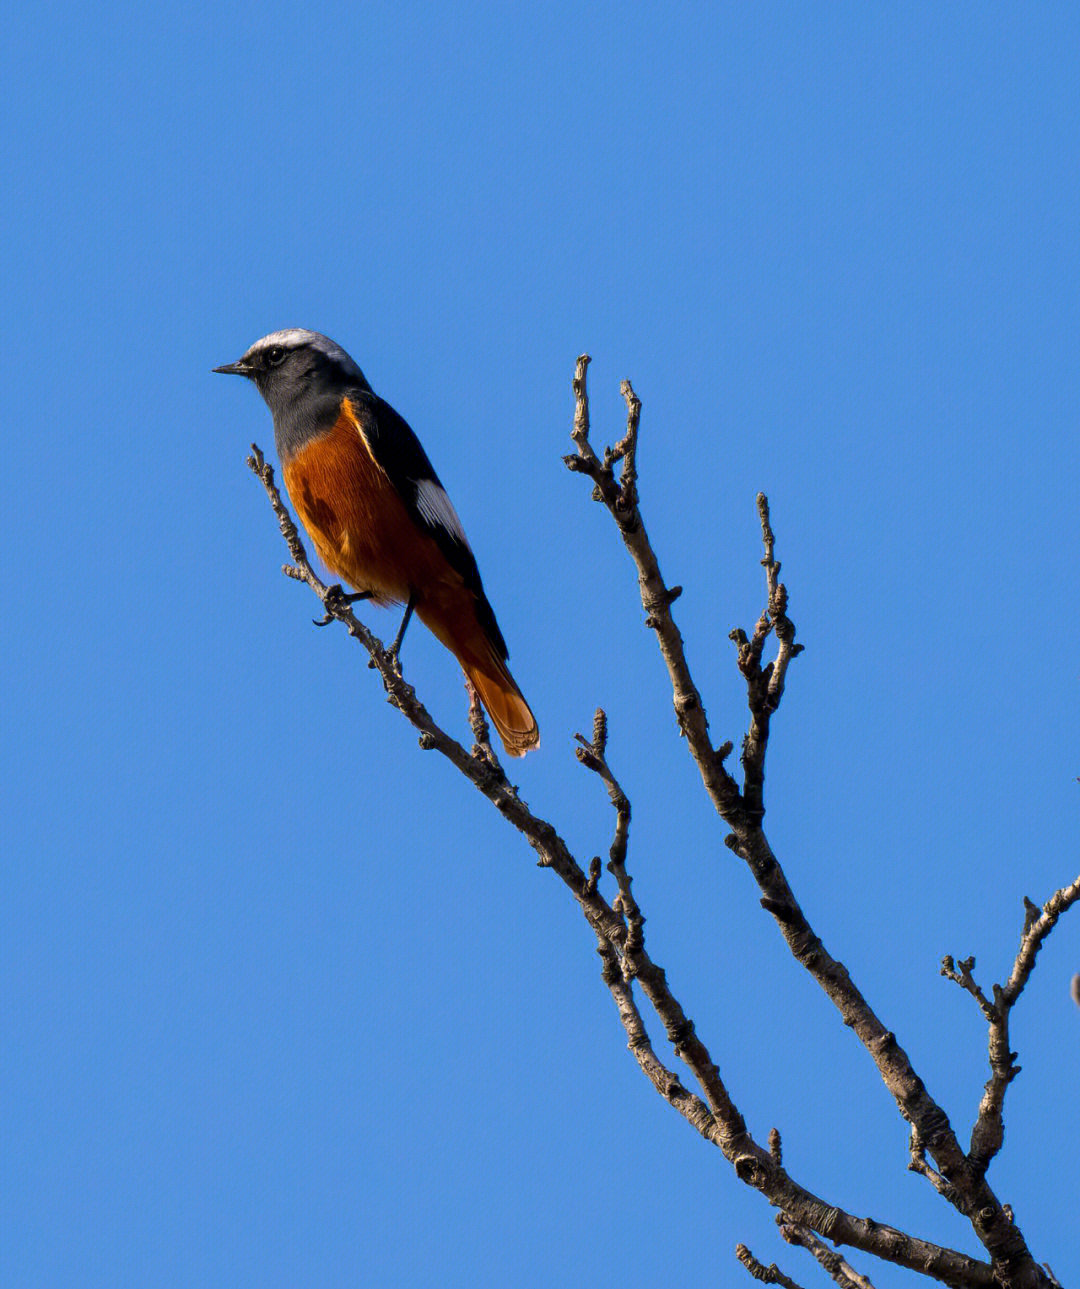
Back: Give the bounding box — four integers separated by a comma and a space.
265, 346, 286, 366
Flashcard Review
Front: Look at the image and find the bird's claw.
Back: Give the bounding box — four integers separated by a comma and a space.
314, 584, 372, 626
314, 584, 345, 626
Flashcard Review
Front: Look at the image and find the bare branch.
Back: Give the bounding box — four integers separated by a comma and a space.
1002, 880, 1080, 1005
940, 956, 996, 1024
612, 379, 640, 509
569, 713, 986, 1285
779, 1218, 878, 1289
570, 353, 601, 473
769, 1133, 878, 1289
589, 936, 990, 1289
736, 494, 805, 821
466, 680, 506, 780
574, 732, 1000, 1283
968, 877, 1080, 1174
908, 1128, 962, 1207
563, 371, 1053, 1285
756, 494, 801, 708
564, 360, 742, 815
594, 933, 716, 1138
737, 1244, 809, 1289
575, 710, 639, 953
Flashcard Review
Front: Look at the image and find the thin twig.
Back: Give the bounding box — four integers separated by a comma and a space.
563, 363, 738, 806
611, 379, 640, 510
594, 933, 713, 1132
940, 956, 996, 1024
737, 494, 805, 821
466, 679, 506, 780
736, 1244, 809, 1289
575, 709, 641, 955
968, 877, 1080, 1173
779, 1217, 878, 1289
909, 1127, 962, 1206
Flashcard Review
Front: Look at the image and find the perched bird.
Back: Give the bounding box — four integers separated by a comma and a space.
216, 329, 539, 756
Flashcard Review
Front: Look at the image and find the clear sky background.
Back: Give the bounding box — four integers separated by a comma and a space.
3, 4, 1078, 1287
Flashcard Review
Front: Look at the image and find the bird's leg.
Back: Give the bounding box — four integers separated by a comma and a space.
313, 585, 373, 627
388, 592, 417, 660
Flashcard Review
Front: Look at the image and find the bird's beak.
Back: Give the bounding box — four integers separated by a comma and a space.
213, 359, 253, 376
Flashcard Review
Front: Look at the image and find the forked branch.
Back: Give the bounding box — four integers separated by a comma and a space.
563, 362, 1064, 1288
944, 878, 1080, 1174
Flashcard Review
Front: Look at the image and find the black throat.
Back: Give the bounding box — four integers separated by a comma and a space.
257, 357, 372, 464
269, 382, 348, 463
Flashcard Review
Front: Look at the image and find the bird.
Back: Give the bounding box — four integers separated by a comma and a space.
215, 329, 539, 757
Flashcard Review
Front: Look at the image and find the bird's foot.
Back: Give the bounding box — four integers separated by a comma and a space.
314, 585, 372, 627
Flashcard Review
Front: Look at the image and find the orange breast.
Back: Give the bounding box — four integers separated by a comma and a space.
281, 398, 462, 608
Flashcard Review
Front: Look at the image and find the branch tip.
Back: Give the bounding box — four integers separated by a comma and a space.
592, 707, 608, 754
736, 1244, 808, 1289
969, 874, 1080, 1174
768, 1127, 782, 1163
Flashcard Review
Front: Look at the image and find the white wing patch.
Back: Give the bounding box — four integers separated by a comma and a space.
414, 479, 470, 547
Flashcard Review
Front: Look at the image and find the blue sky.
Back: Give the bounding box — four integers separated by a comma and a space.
3, 4, 1078, 1287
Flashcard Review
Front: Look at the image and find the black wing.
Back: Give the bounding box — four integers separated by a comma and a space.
348, 387, 510, 660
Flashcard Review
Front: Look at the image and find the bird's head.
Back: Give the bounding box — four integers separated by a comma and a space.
214, 329, 369, 419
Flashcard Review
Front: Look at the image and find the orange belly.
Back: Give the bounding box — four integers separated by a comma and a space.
282, 398, 460, 608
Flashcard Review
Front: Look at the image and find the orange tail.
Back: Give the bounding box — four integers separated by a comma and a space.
463, 655, 539, 757
417, 593, 539, 757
